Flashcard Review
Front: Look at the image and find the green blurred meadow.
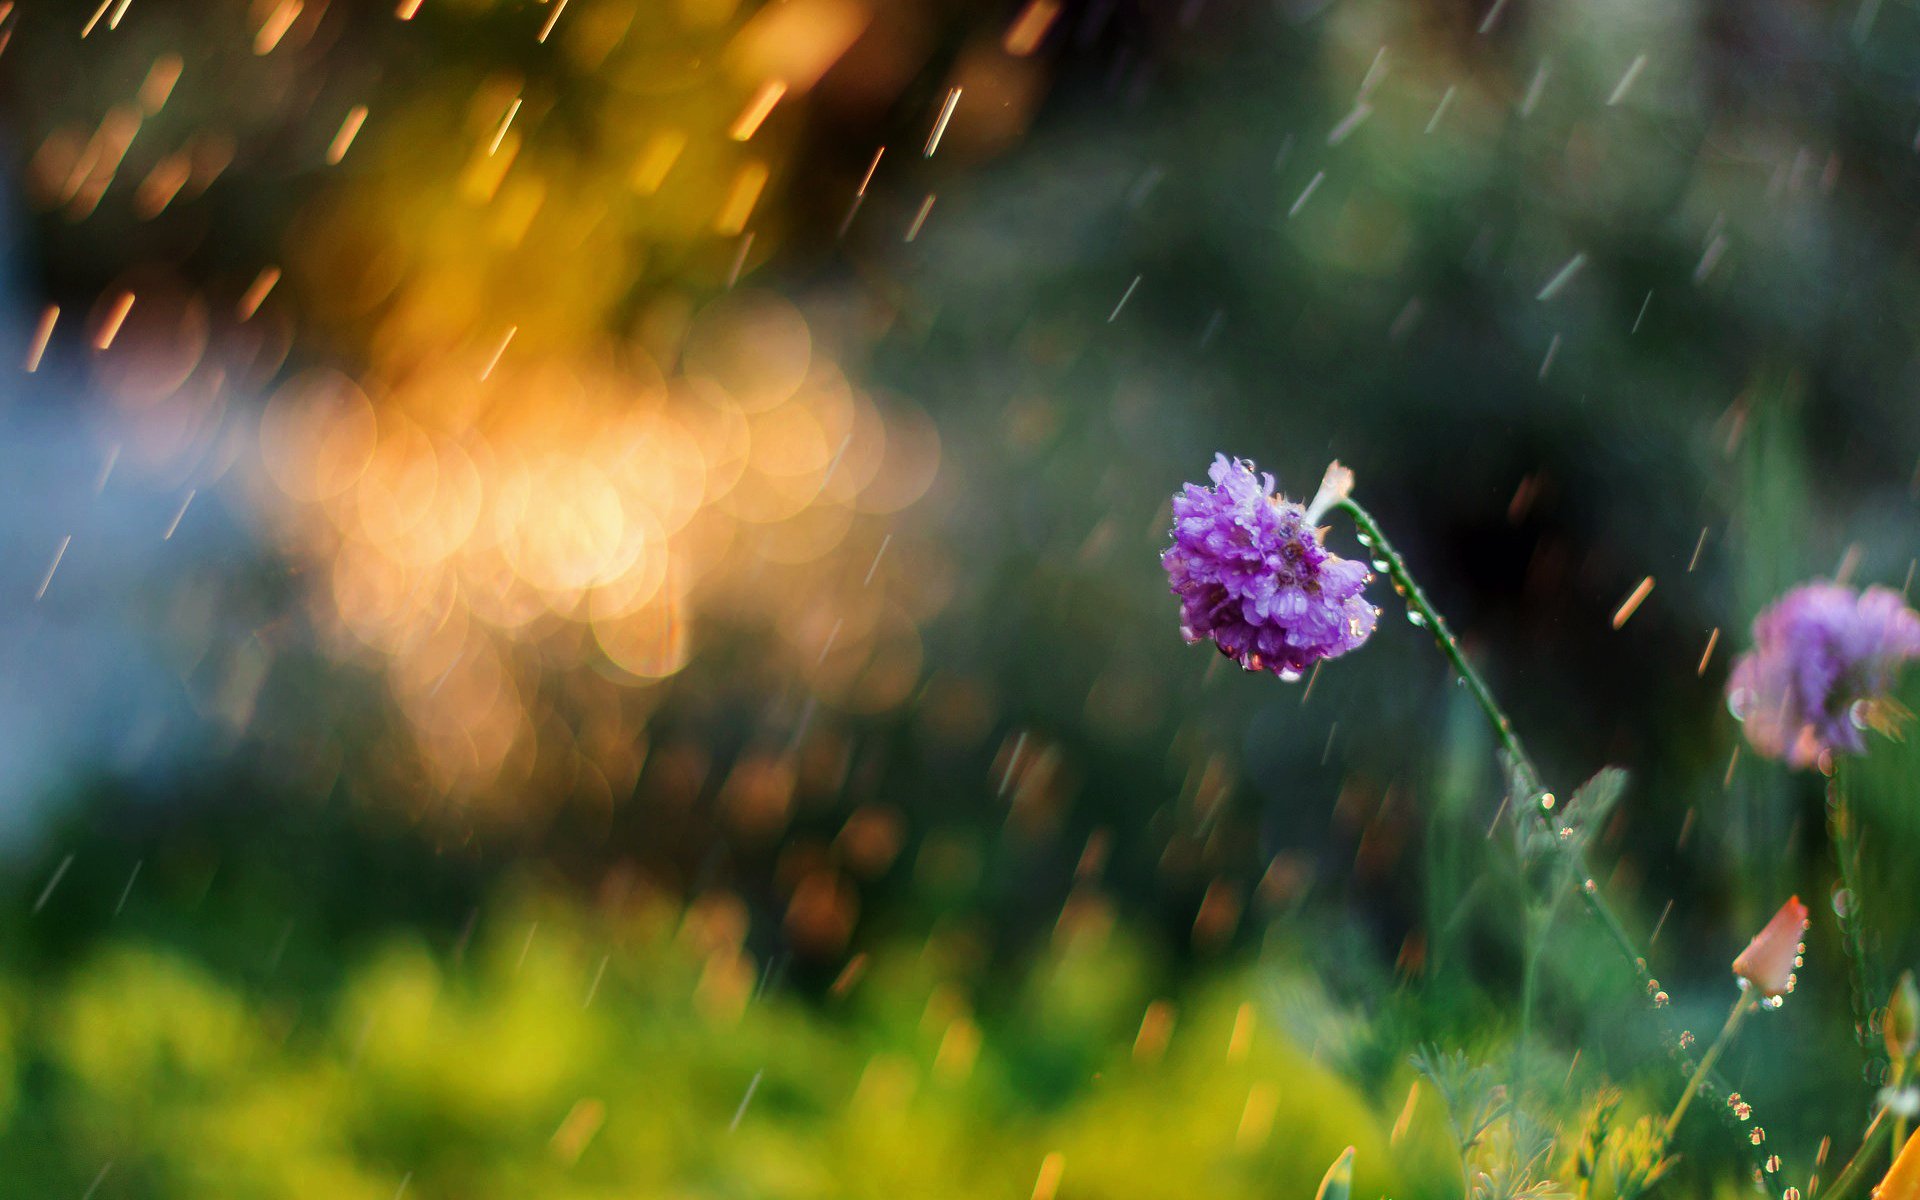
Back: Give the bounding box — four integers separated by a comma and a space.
0, 0, 1917, 1195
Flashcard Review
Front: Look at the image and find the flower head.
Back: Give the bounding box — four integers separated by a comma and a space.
1732, 895, 1808, 999
1727, 582, 1920, 769
1162, 454, 1378, 680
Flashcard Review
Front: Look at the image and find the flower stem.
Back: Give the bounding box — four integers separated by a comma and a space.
1664, 987, 1758, 1140
1822, 1105, 1891, 1200
1336, 496, 1788, 1197
1891, 1059, 1909, 1164
1335, 499, 1540, 794
1829, 762, 1879, 1061
1336, 499, 1637, 962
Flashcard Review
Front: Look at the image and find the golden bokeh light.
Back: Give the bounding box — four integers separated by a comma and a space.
259, 291, 941, 800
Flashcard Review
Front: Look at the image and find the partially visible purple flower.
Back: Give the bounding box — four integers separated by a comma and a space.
1162, 454, 1378, 680
1727, 581, 1920, 768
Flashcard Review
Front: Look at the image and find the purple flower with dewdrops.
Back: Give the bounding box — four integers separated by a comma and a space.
1726, 581, 1920, 769
1162, 455, 1377, 680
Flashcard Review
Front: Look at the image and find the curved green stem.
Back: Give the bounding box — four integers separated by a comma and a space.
1336, 496, 1787, 1197
1337, 499, 1639, 965
1822, 1106, 1891, 1200
1336, 499, 1539, 792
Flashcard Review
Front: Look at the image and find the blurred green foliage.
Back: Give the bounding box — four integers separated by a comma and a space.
0, 874, 1449, 1199
1, 0, 1918, 1194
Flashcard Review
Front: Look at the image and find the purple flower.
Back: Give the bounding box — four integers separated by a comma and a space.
1162, 454, 1378, 680
1727, 581, 1920, 768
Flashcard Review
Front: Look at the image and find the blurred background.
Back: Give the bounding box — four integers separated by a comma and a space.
0, 0, 1916, 1195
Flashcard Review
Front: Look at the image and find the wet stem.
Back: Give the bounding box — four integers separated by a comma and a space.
1335, 497, 1788, 1198
1664, 987, 1757, 1141
1828, 762, 1879, 1059
1823, 1105, 1893, 1200
1892, 1056, 1910, 1164
1828, 761, 1901, 1178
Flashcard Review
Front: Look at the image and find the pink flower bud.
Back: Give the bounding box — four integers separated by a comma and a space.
1732, 895, 1808, 998
1305, 461, 1355, 524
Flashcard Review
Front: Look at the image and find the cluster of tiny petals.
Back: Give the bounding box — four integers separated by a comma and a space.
1727, 581, 1920, 769
1162, 454, 1377, 680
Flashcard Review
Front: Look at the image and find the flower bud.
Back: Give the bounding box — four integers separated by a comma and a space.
1305, 461, 1355, 524
1888, 971, 1920, 1062
1731, 896, 1808, 998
